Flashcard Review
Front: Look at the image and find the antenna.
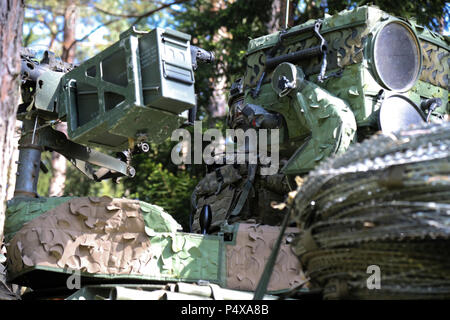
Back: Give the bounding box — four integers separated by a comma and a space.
285, 0, 290, 29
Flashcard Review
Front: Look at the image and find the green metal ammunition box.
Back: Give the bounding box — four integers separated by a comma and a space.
139, 28, 196, 112
59, 28, 196, 151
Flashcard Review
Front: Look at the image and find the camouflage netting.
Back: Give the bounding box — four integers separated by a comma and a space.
6, 197, 224, 288
291, 121, 450, 299
5, 196, 304, 294
4, 197, 74, 243
419, 40, 449, 89
226, 223, 306, 292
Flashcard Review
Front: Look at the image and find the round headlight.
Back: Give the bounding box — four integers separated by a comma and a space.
373, 21, 421, 92
378, 95, 425, 133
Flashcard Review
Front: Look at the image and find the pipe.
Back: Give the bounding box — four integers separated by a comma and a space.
265, 45, 324, 70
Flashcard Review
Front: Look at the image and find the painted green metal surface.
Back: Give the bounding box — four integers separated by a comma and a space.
34, 70, 64, 114
246, 5, 371, 55
264, 63, 357, 174
58, 27, 196, 151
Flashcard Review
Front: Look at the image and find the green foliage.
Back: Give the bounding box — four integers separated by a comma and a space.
123, 140, 200, 231
37, 154, 124, 198
23, 0, 171, 63
36, 153, 52, 197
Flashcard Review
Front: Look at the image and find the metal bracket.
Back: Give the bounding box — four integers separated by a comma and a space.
250, 71, 266, 99
252, 20, 329, 98
319, 68, 344, 82
38, 126, 135, 181
313, 20, 329, 83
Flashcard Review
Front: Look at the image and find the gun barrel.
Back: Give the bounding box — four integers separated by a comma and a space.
191, 45, 215, 70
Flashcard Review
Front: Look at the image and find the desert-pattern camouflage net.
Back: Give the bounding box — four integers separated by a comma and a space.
8, 196, 306, 293
7, 197, 223, 285
5, 197, 73, 243
226, 223, 306, 292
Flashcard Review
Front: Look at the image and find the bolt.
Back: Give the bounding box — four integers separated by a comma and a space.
140, 142, 150, 153
128, 167, 136, 177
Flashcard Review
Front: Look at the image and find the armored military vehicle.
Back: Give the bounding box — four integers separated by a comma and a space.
191, 4, 449, 299
2, 5, 448, 300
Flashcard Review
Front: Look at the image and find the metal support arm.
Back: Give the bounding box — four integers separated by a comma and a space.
38, 126, 135, 181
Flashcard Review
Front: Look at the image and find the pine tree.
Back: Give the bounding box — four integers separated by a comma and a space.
0, 0, 24, 244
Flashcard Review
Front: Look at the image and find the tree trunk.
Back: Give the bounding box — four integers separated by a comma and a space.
48, 122, 68, 197
267, 0, 282, 33
49, 0, 78, 197
0, 0, 24, 244
61, 0, 78, 63
6, 122, 21, 201
267, 0, 295, 33
208, 0, 233, 118
439, 16, 444, 35
209, 25, 229, 118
